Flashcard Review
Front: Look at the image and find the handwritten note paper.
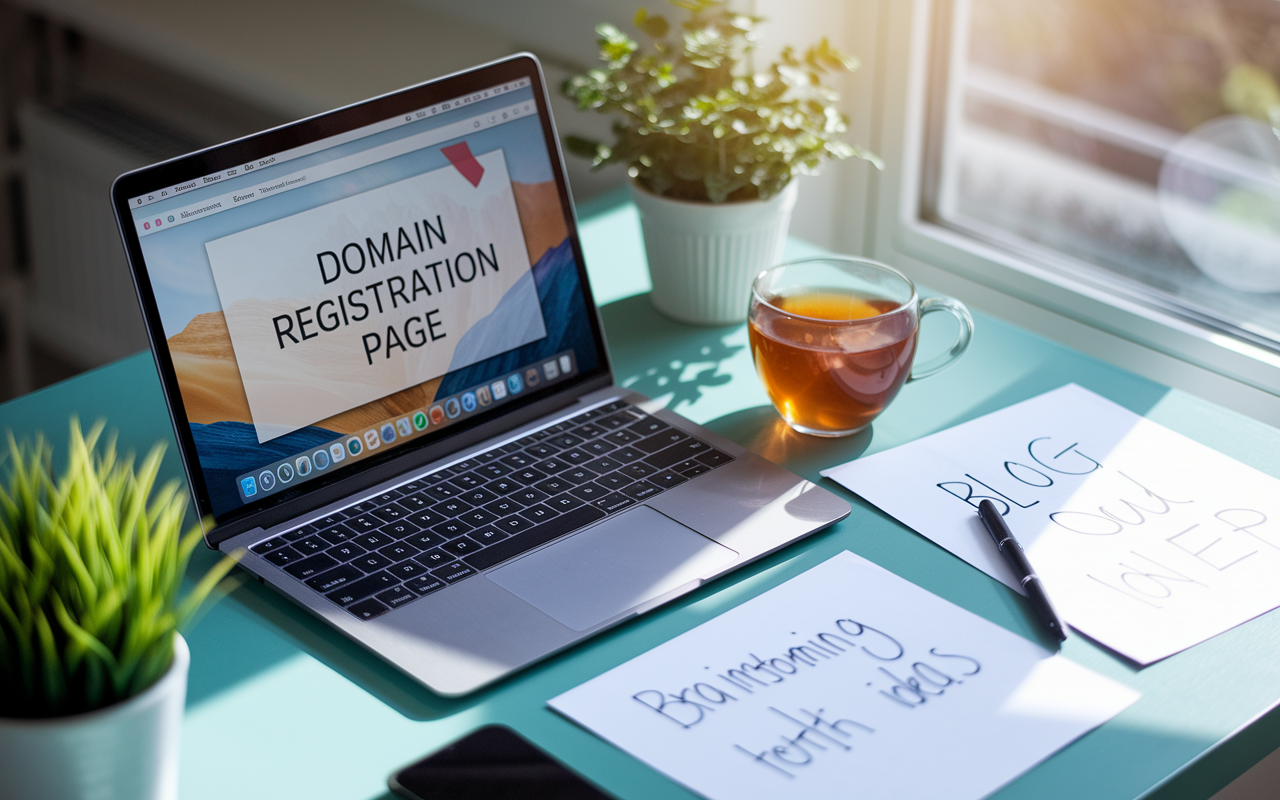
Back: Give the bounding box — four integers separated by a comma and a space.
550, 552, 1137, 800
823, 384, 1280, 664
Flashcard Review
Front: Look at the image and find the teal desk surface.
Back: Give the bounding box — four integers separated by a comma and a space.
4, 193, 1280, 800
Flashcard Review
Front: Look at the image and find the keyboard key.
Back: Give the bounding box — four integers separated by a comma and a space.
376, 585, 418, 609
510, 467, 549, 485
648, 471, 689, 490
525, 442, 559, 458
698, 449, 732, 467
326, 571, 398, 606
597, 412, 631, 429
327, 542, 366, 562
381, 520, 421, 539
482, 498, 524, 516
281, 528, 310, 542
534, 476, 573, 495
425, 483, 460, 501
345, 515, 381, 532
353, 531, 392, 550
533, 456, 571, 474
398, 494, 432, 511
605, 428, 642, 445
284, 552, 339, 579
636, 429, 689, 454
674, 459, 711, 478
441, 537, 484, 557
414, 548, 453, 568
460, 488, 500, 506
306, 564, 363, 592
612, 445, 645, 462
371, 491, 399, 506
620, 462, 657, 480
646, 439, 712, 469
475, 462, 510, 480
628, 417, 670, 436
379, 541, 420, 561
580, 439, 616, 457
405, 530, 448, 550
464, 505, 607, 571
316, 524, 355, 545
451, 459, 478, 472
397, 479, 427, 494
569, 483, 608, 502
348, 598, 390, 621
594, 493, 636, 514
477, 449, 504, 462
408, 509, 448, 528
249, 537, 287, 555
559, 448, 592, 465
405, 574, 446, 596
511, 487, 549, 505
621, 481, 662, 501
387, 559, 429, 580
575, 422, 606, 438
545, 494, 584, 512
449, 473, 485, 490
352, 552, 394, 573
294, 537, 329, 555
493, 515, 534, 534
430, 562, 477, 583
309, 512, 348, 529
547, 433, 584, 449
485, 476, 520, 494
431, 519, 474, 539
459, 507, 500, 527
432, 498, 473, 517
469, 526, 508, 545
372, 506, 409, 523
518, 503, 559, 523
586, 455, 624, 474
560, 466, 598, 485
595, 472, 634, 491
500, 452, 536, 469
264, 546, 302, 566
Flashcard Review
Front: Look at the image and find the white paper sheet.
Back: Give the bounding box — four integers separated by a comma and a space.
822, 383, 1280, 665
550, 551, 1137, 800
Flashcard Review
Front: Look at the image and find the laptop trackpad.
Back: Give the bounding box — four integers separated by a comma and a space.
486, 506, 737, 631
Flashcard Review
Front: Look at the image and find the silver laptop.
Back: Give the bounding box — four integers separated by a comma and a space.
112, 53, 849, 696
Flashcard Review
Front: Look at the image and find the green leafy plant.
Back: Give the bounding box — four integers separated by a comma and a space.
562, 0, 881, 203
0, 420, 237, 718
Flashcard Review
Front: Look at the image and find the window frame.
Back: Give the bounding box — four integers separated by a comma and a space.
857, 0, 1280, 425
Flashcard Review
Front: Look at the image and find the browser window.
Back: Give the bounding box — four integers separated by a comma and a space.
126, 78, 599, 517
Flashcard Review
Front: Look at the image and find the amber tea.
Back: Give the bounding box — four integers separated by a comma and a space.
750, 289, 917, 435
749, 257, 973, 437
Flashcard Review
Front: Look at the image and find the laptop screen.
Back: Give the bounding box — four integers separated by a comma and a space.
114, 56, 607, 529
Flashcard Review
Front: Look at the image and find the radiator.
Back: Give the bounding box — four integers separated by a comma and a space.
20, 99, 202, 367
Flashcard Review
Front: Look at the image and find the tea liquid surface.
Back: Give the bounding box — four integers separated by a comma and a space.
749, 289, 917, 435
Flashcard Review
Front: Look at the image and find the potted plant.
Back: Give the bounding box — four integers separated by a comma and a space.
563, 0, 881, 325
0, 421, 236, 800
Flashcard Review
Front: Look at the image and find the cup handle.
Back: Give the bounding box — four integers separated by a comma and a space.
908, 296, 974, 381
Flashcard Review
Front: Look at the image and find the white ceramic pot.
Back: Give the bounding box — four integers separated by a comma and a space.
631, 179, 799, 326
0, 634, 189, 800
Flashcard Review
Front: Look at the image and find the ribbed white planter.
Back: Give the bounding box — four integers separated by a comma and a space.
631, 180, 798, 326
0, 634, 189, 800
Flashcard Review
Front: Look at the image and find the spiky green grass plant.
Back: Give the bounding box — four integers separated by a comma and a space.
0, 420, 236, 718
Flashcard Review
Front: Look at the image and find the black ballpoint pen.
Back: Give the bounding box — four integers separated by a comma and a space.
977, 499, 1068, 642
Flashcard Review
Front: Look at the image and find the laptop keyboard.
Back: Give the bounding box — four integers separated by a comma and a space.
248, 401, 733, 621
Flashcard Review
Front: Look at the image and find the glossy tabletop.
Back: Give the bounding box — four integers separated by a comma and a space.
3, 191, 1280, 800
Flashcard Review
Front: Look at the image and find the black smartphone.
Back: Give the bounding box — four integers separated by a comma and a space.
388, 725, 616, 800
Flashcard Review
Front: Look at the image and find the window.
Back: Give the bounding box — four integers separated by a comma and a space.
866, 0, 1280, 423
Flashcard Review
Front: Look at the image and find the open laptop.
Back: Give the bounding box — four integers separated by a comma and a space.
112, 53, 849, 696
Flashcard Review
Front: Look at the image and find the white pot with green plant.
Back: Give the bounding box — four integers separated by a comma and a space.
563, 0, 881, 325
0, 422, 235, 800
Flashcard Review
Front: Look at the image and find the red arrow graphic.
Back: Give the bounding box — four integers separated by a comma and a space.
441, 141, 485, 188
